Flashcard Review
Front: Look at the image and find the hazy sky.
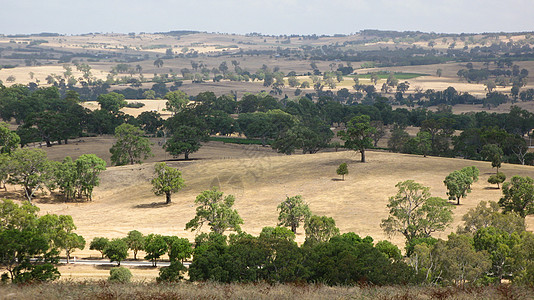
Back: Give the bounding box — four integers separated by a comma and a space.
1, 0, 533, 35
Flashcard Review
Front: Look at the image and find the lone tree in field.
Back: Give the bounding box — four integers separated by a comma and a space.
151, 162, 185, 204
185, 188, 243, 235
444, 170, 473, 205
277, 195, 312, 234
110, 124, 153, 166
336, 163, 348, 180
488, 172, 506, 189
380, 180, 454, 244
482, 144, 503, 173
499, 175, 534, 218
338, 115, 375, 162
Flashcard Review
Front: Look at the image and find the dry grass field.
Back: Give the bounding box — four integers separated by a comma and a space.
3, 141, 533, 262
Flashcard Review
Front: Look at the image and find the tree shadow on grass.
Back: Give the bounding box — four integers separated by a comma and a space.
331, 178, 345, 181
484, 187, 501, 190
134, 202, 171, 209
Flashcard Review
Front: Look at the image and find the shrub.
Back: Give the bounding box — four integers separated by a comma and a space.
109, 267, 132, 283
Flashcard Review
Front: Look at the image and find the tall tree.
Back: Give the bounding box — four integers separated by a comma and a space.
104, 238, 129, 266
185, 188, 243, 235
124, 230, 144, 260
0, 122, 20, 154
110, 124, 153, 166
151, 162, 185, 204
381, 180, 454, 244
277, 195, 312, 234
338, 115, 375, 162
7, 148, 52, 203
499, 176, 534, 218
444, 170, 473, 205
482, 144, 503, 173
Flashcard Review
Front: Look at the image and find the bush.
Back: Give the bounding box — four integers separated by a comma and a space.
157, 261, 186, 282
109, 267, 132, 283
125, 102, 145, 108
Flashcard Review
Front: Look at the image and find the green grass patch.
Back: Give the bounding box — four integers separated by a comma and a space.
209, 136, 271, 145
352, 72, 428, 80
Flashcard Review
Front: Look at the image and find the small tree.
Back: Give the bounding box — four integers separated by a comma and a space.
61, 233, 85, 263
338, 115, 375, 162
157, 261, 186, 282
185, 188, 243, 235
104, 238, 129, 266
444, 170, 473, 205
482, 144, 503, 173
124, 230, 144, 260
144, 234, 167, 267
151, 162, 185, 204
90, 237, 110, 258
304, 215, 340, 244
7, 148, 53, 203
164, 125, 208, 160
499, 175, 534, 218
488, 172, 506, 189
277, 195, 312, 234
336, 163, 348, 180
110, 124, 153, 166
167, 237, 193, 263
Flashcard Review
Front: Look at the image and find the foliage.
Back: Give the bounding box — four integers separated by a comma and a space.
157, 261, 186, 282
381, 180, 454, 244
0, 200, 61, 283
304, 215, 340, 244
458, 201, 525, 235
124, 230, 144, 260
277, 195, 311, 234
338, 115, 375, 162
185, 188, 243, 235
0, 122, 20, 154
164, 125, 208, 160
151, 162, 185, 204
336, 163, 348, 180
488, 172, 506, 189
89, 237, 110, 259
97, 92, 127, 114
104, 238, 129, 266
167, 236, 193, 263
482, 144, 503, 172
144, 234, 167, 267
110, 123, 153, 165
164, 91, 189, 114
54, 154, 106, 201
499, 176, 534, 217
7, 148, 53, 202
260, 226, 296, 242
108, 267, 132, 283
444, 170, 473, 205
375, 240, 402, 261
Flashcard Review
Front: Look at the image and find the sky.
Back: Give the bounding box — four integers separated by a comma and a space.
1, 0, 533, 36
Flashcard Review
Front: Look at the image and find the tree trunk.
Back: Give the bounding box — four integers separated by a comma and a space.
66, 251, 70, 264
166, 192, 171, 204
457, 197, 460, 205
291, 224, 297, 234
360, 149, 366, 163
134, 250, 137, 260
185, 152, 189, 160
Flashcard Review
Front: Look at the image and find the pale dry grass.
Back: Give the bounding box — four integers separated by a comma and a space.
4, 142, 533, 259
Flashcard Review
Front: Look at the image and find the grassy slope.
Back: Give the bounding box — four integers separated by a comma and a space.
25, 145, 534, 250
